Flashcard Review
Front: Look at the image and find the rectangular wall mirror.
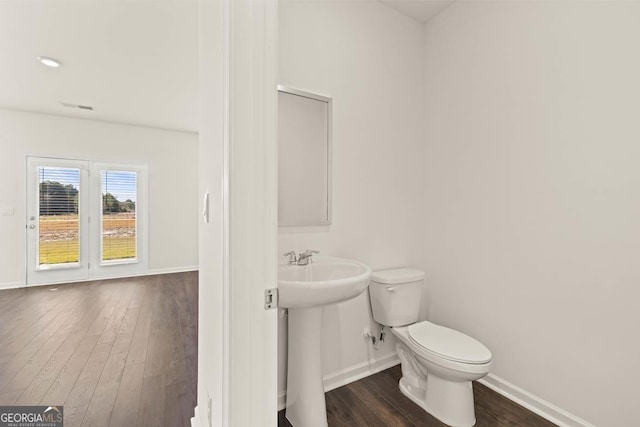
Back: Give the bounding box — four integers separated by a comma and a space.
278, 86, 332, 226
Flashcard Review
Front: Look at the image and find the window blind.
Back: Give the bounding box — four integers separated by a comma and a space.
101, 170, 137, 261
38, 166, 80, 265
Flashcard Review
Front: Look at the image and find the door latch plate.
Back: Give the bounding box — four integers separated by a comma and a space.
264, 288, 278, 310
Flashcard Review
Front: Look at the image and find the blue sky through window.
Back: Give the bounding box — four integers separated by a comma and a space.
101, 170, 137, 203
39, 167, 136, 203
39, 167, 80, 188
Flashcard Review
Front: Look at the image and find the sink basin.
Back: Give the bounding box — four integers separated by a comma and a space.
278, 256, 372, 308
279, 256, 371, 426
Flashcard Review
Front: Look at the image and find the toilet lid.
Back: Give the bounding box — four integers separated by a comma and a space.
408, 321, 492, 364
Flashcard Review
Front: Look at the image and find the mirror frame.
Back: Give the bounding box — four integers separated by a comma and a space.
277, 85, 332, 226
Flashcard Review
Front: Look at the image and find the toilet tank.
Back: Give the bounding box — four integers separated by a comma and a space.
369, 268, 425, 327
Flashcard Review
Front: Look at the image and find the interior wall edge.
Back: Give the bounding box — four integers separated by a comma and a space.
0, 106, 199, 135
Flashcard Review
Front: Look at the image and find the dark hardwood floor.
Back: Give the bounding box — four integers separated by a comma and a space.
278, 365, 558, 427
0, 272, 198, 427
1, 272, 556, 427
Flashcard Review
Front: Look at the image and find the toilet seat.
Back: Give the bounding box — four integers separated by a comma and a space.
408, 321, 492, 365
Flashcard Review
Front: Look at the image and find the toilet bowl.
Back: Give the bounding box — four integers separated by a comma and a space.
369, 268, 492, 427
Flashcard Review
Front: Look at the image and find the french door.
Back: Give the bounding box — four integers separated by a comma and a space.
26, 158, 89, 285
26, 157, 147, 286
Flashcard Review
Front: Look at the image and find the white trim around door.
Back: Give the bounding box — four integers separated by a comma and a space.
26, 156, 148, 286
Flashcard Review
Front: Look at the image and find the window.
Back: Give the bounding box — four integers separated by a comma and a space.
101, 170, 138, 262
37, 166, 81, 266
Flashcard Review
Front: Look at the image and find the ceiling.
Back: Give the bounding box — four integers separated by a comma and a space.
0, 0, 199, 133
380, 0, 455, 23
0, 0, 449, 134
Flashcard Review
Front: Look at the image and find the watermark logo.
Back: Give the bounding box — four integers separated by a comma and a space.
0, 406, 63, 427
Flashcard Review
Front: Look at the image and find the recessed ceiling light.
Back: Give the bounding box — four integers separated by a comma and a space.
37, 56, 62, 68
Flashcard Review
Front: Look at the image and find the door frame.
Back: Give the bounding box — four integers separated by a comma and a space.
195, 0, 278, 424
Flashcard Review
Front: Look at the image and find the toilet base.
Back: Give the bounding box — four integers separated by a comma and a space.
396, 341, 478, 427
399, 373, 476, 427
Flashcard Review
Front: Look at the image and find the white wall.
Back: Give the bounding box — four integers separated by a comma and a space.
422, 2, 640, 425
0, 109, 199, 287
278, 1, 426, 399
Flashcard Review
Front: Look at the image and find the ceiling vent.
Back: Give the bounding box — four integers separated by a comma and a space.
60, 102, 94, 111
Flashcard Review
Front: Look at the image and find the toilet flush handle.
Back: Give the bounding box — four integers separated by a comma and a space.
386, 286, 396, 292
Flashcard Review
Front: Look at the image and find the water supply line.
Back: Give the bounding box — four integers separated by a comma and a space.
363, 326, 386, 350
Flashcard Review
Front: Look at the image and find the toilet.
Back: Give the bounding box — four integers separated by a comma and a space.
369, 268, 492, 427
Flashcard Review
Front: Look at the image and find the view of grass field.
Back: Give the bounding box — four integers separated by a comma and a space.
39, 239, 79, 265
39, 213, 136, 265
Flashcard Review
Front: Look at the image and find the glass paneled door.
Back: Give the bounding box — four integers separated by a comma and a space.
90, 163, 147, 279
26, 158, 90, 285
27, 157, 147, 286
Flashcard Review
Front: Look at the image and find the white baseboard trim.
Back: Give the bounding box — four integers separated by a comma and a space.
190, 405, 201, 427
277, 355, 592, 427
277, 352, 400, 411
147, 266, 199, 276
323, 352, 400, 393
0, 281, 22, 290
7, 266, 200, 290
86, 267, 197, 283
478, 374, 595, 427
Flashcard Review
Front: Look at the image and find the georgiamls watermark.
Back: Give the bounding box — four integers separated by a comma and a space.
0, 406, 63, 427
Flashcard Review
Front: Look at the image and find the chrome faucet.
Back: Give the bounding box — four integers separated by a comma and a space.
284, 249, 320, 265
296, 250, 319, 265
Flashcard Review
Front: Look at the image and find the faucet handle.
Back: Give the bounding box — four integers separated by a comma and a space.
283, 251, 297, 264
298, 249, 320, 264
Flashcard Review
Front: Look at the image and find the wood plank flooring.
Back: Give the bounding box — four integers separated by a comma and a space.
0, 272, 198, 427
1, 272, 556, 427
278, 365, 558, 427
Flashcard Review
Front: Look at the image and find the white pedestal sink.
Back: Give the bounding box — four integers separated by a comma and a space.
278, 256, 372, 427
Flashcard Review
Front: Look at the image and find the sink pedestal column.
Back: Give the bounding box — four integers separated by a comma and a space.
285, 306, 327, 427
